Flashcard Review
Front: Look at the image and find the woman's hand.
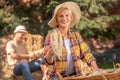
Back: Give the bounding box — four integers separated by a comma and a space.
46, 49, 55, 64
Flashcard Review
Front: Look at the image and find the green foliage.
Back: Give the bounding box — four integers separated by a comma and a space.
0, 0, 48, 36
109, 15, 120, 22
71, 0, 120, 40
45, 1, 59, 14
0, 0, 120, 42
0, 0, 29, 36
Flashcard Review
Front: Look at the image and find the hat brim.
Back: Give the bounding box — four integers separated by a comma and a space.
14, 30, 28, 33
48, 2, 81, 28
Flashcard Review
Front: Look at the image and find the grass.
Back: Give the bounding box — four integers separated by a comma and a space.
98, 62, 114, 69
97, 62, 120, 72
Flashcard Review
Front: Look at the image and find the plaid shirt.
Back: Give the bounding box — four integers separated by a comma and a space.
42, 28, 95, 79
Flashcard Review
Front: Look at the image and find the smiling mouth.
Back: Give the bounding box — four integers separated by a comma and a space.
62, 21, 69, 24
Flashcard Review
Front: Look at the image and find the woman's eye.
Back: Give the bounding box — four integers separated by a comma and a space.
66, 14, 69, 17
59, 15, 63, 17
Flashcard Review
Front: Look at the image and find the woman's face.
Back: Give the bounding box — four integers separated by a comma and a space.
56, 8, 72, 29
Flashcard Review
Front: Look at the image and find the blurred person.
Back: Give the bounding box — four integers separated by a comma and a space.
6, 25, 43, 80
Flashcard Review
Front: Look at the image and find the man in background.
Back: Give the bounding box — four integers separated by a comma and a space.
6, 25, 43, 80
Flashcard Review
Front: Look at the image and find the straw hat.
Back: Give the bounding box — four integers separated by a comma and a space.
14, 25, 28, 33
48, 1, 81, 28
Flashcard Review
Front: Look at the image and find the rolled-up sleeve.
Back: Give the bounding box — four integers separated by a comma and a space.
6, 41, 15, 55
76, 32, 96, 64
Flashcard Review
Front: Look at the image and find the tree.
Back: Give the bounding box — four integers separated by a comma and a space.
72, 0, 120, 40
0, 0, 120, 42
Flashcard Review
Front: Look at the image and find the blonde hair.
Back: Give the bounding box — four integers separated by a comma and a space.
56, 7, 72, 15
55, 7, 73, 22
50, 29, 63, 60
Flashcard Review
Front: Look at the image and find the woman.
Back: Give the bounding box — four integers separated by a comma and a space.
42, 1, 102, 80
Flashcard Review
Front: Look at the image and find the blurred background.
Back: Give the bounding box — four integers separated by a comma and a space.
0, 0, 120, 79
